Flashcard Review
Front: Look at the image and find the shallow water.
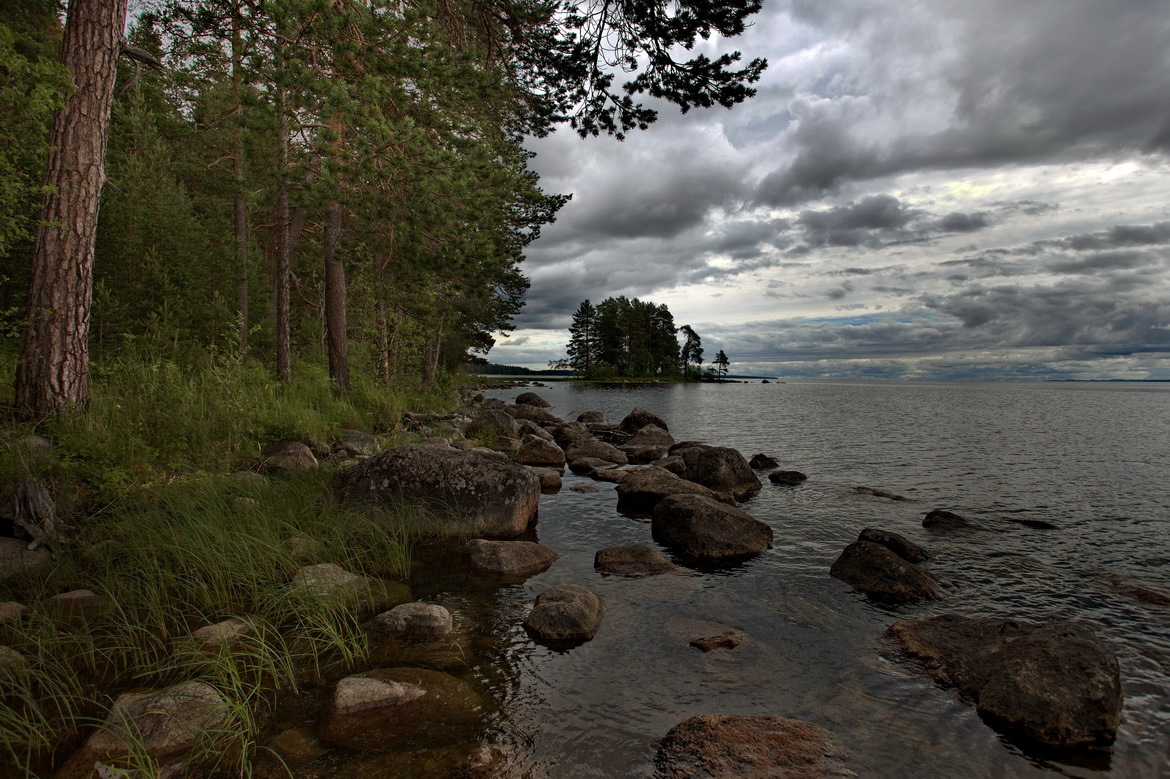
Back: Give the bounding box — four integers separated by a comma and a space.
292, 380, 1170, 777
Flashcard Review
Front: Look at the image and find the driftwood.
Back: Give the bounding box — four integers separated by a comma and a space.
0, 478, 61, 551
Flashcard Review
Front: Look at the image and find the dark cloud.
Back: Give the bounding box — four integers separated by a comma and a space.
939, 212, 992, 232
797, 195, 922, 247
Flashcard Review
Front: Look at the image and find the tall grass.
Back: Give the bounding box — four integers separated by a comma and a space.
0, 350, 460, 774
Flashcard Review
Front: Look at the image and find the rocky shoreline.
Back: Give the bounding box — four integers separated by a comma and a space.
0, 385, 1130, 775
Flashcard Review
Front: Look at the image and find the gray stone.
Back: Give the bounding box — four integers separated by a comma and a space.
674, 445, 762, 500
0, 646, 27, 672
371, 603, 454, 641
616, 467, 735, 516
263, 441, 318, 472
515, 391, 551, 408
618, 408, 670, 434
576, 411, 606, 424
564, 439, 628, 467
332, 444, 541, 538
339, 429, 380, 456
465, 539, 558, 578
517, 419, 554, 441
515, 436, 566, 468
0, 601, 27, 624
291, 564, 368, 602
190, 617, 255, 651
887, 614, 1123, 748
507, 405, 562, 425
82, 682, 231, 763
594, 545, 679, 577
283, 535, 325, 562
524, 584, 604, 644
463, 409, 520, 439
830, 542, 942, 603
626, 424, 675, 448
525, 466, 563, 493
651, 494, 773, 563
655, 714, 854, 778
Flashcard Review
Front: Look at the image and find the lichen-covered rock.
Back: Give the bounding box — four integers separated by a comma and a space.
674, 445, 762, 500
318, 668, 485, 750
463, 409, 520, 439
290, 563, 369, 603
594, 544, 679, 577
857, 528, 929, 563
263, 440, 318, 472
338, 428, 380, 456
331, 444, 540, 538
515, 436, 566, 468
616, 467, 734, 516
81, 682, 231, 764
887, 614, 1123, 748
465, 539, 558, 579
524, 584, 603, 644
830, 542, 942, 603
655, 714, 854, 778
190, 617, 255, 652
526, 466, 563, 493
651, 494, 772, 563
564, 439, 628, 467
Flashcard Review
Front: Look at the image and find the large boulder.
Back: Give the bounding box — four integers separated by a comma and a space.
463, 409, 519, 440
370, 603, 454, 641
524, 584, 604, 645
857, 528, 929, 563
618, 407, 669, 434
564, 438, 628, 466
748, 453, 778, 469
465, 539, 558, 579
514, 436, 566, 468
576, 411, 606, 424
768, 470, 808, 486
675, 445, 762, 500
331, 444, 540, 538
830, 542, 942, 603
507, 404, 562, 425
615, 467, 734, 516
626, 424, 674, 448
514, 391, 551, 408
651, 494, 773, 563
72, 682, 231, 767
594, 545, 680, 577
887, 615, 1123, 748
318, 667, 485, 750
655, 714, 854, 778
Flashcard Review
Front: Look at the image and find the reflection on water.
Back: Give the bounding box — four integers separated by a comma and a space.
275, 381, 1170, 777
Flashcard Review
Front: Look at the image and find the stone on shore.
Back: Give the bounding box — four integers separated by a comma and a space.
887, 614, 1123, 748
331, 444, 540, 538
465, 539, 558, 579
290, 564, 370, 603
507, 404, 562, 425
318, 668, 485, 750
526, 466, 563, 493
576, 411, 606, 424
655, 714, 854, 778
922, 509, 991, 532
651, 494, 773, 563
514, 436, 566, 468
564, 439, 628, 467
515, 391, 551, 408
615, 467, 735, 516
768, 470, 808, 486
830, 542, 942, 603
748, 453, 779, 469
190, 617, 255, 652
674, 445, 762, 500
619, 408, 670, 434
594, 545, 680, 577
524, 584, 604, 645
463, 409, 519, 439
370, 603, 454, 642
857, 528, 929, 563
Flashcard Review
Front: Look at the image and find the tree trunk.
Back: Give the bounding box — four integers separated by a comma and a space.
14, 0, 130, 419
274, 82, 291, 383
323, 198, 349, 391
423, 324, 443, 385
231, 4, 249, 351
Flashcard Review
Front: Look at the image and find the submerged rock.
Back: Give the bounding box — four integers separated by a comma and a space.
830, 542, 942, 603
465, 539, 558, 579
655, 714, 854, 778
748, 453, 779, 469
922, 509, 992, 532
857, 528, 929, 563
887, 614, 1123, 748
594, 544, 680, 577
524, 583, 604, 645
651, 494, 772, 563
331, 444, 540, 538
768, 470, 808, 486
855, 486, 913, 501
370, 603, 454, 642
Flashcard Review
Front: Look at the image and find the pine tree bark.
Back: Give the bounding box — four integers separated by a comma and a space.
14, 0, 130, 418
273, 68, 291, 383
323, 198, 349, 391
231, 4, 249, 351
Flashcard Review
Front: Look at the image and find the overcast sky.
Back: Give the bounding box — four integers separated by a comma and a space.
489, 0, 1170, 380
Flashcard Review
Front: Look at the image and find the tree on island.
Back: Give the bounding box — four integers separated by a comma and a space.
680, 324, 703, 379
713, 349, 730, 380
566, 300, 601, 374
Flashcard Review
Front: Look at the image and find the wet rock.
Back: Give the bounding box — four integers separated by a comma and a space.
768, 470, 808, 486
568, 456, 620, 474
569, 484, 601, 493
656, 455, 686, 475
46, 589, 108, 621
190, 617, 254, 651
748, 453, 779, 469
507, 405, 562, 426
552, 422, 593, 446
515, 436, 566, 468
78, 682, 231, 765
332, 444, 541, 538
268, 727, 328, 767
576, 411, 606, 424
651, 494, 773, 563
622, 444, 672, 464
830, 542, 942, 603
857, 528, 929, 563
1006, 517, 1059, 530
618, 407, 670, 434
0, 537, 51, 581
616, 467, 735, 515
595, 544, 680, 577
1106, 574, 1170, 606
526, 466, 563, 493
517, 419, 554, 441
922, 509, 992, 532
465, 539, 558, 578
627, 424, 675, 448
564, 439, 628, 467
690, 630, 745, 652
591, 468, 631, 484
515, 391, 551, 408
887, 614, 1123, 748
263, 440, 318, 472
524, 583, 604, 644
674, 445, 762, 500
370, 603, 453, 641
318, 668, 485, 750
855, 486, 913, 501
655, 714, 854, 778
463, 409, 520, 439
0, 432, 52, 461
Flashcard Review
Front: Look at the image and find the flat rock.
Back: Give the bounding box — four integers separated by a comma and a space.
370, 603, 454, 641
190, 617, 255, 651
80, 681, 231, 764
595, 545, 680, 577
465, 539, 558, 579
857, 528, 929, 563
515, 436, 566, 468
830, 542, 942, 603
616, 467, 734, 516
768, 470, 808, 486
655, 714, 854, 778
651, 494, 773, 563
524, 583, 604, 645
331, 444, 540, 538
565, 439, 628, 467
887, 614, 1123, 748
569, 483, 601, 493
591, 468, 631, 484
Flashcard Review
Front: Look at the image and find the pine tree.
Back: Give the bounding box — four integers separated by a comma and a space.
713, 349, 730, 380
566, 300, 600, 375
680, 325, 703, 379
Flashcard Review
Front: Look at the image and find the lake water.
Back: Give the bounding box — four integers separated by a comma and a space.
413, 380, 1170, 778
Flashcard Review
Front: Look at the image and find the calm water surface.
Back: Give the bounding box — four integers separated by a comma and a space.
322, 381, 1170, 778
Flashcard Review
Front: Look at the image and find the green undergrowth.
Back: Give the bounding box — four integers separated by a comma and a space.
0, 351, 462, 775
